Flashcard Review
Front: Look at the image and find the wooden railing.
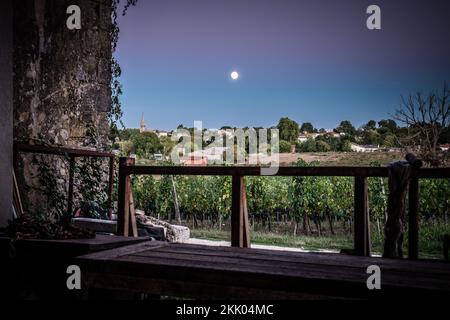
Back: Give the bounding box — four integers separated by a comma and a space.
117, 157, 450, 259
14, 143, 115, 217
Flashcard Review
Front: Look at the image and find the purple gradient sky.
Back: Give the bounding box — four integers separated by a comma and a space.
116, 0, 450, 131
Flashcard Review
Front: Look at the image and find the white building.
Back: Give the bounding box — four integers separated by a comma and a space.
350, 143, 379, 153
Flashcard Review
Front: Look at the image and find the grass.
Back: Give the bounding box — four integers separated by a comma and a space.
190, 220, 450, 259
190, 229, 353, 252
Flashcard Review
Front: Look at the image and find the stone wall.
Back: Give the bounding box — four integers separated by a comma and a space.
13, 0, 113, 216
0, 0, 13, 227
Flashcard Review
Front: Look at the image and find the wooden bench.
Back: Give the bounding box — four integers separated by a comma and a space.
76, 241, 450, 300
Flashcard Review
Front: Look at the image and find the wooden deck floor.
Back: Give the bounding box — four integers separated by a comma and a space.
76, 241, 450, 300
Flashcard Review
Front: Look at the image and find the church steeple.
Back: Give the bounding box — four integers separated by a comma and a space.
140, 113, 146, 133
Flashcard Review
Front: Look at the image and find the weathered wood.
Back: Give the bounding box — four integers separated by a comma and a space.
15, 143, 113, 158
124, 164, 450, 179
128, 191, 138, 237
107, 156, 115, 218
76, 241, 450, 299
67, 155, 75, 215
242, 181, 250, 248
152, 244, 450, 274
354, 176, 370, 256
117, 157, 134, 236
408, 176, 419, 260
231, 175, 250, 248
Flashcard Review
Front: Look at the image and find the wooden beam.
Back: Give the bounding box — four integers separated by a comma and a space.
126, 165, 391, 178
117, 157, 134, 236
231, 175, 250, 248
408, 176, 419, 260
107, 156, 115, 219
128, 190, 138, 237
241, 177, 250, 248
15, 143, 114, 158
354, 176, 370, 256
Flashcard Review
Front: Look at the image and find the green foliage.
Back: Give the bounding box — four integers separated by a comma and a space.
279, 140, 292, 153
300, 122, 315, 133
316, 140, 331, 152
34, 157, 67, 220
336, 120, 356, 138
277, 117, 300, 143
297, 138, 317, 152
132, 131, 163, 158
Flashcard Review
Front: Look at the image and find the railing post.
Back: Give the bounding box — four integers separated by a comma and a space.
231, 174, 250, 248
67, 155, 75, 215
117, 157, 134, 236
107, 156, 115, 219
354, 176, 370, 256
408, 176, 419, 260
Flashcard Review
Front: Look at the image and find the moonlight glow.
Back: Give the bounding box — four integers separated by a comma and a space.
231, 71, 239, 80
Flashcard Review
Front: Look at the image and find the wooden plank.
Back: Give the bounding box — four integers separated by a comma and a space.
83, 254, 450, 294
15, 143, 113, 158
354, 176, 370, 256
0, 235, 152, 257
76, 242, 450, 298
82, 273, 335, 300
126, 165, 391, 177
127, 251, 450, 289
153, 245, 450, 275
408, 176, 419, 260
122, 163, 450, 179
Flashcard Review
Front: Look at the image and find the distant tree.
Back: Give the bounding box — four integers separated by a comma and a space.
298, 139, 317, 152
300, 122, 315, 133
119, 128, 140, 141
318, 128, 326, 133
279, 140, 293, 153
316, 135, 340, 151
335, 120, 356, 138
316, 140, 331, 152
393, 83, 450, 166
277, 117, 300, 143
378, 119, 398, 135
380, 134, 397, 148
132, 132, 162, 158
364, 120, 377, 131
341, 140, 352, 152
160, 136, 176, 156
362, 129, 380, 146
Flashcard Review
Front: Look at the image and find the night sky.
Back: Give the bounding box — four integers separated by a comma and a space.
116, 0, 450, 131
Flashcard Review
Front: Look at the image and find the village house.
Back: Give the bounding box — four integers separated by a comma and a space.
350, 143, 380, 153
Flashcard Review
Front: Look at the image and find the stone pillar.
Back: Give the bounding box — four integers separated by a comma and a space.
13, 0, 113, 215
0, 0, 13, 226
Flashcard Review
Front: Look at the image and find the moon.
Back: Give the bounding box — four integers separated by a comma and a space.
231, 71, 239, 80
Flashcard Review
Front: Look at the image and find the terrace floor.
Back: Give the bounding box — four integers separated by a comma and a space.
76, 240, 450, 300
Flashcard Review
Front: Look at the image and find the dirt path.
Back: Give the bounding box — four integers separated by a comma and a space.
187, 238, 338, 253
